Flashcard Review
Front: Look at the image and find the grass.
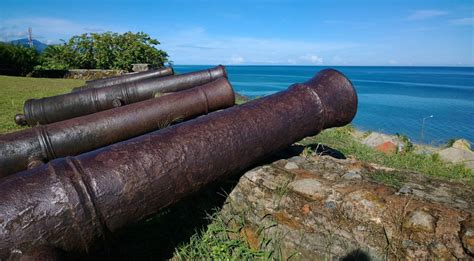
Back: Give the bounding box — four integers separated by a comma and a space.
0, 75, 84, 134
174, 211, 272, 260
235, 93, 250, 105
301, 125, 474, 186
370, 170, 406, 189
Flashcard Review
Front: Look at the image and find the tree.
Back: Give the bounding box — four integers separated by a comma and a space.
39, 31, 168, 71
36, 44, 70, 70
0, 43, 39, 75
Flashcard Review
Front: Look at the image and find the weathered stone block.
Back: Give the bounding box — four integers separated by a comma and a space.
132, 63, 154, 72
220, 154, 474, 260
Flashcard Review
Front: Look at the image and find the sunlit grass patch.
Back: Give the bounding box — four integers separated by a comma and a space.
301, 125, 473, 186
0, 76, 84, 134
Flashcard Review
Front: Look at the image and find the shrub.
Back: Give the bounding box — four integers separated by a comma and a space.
38, 32, 168, 71
0, 43, 39, 76
35, 45, 70, 70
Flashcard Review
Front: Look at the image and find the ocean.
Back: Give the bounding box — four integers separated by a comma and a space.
174, 65, 474, 145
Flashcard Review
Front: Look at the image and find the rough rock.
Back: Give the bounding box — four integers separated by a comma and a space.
342, 170, 362, 180
284, 162, 299, 170
461, 217, 474, 255
452, 139, 472, 151
375, 141, 398, 154
66, 69, 126, 80
413, 144, 437, 155
362, 132, 403, 154
403, 209, 436, 233
438, 147, 474, 170
132, 63, 154, 72
220, 153, 474, 260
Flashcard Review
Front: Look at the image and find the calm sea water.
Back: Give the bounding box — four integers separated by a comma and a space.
174, 65, 474, 145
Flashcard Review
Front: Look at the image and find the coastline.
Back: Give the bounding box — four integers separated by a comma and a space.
174, 65, 474, 145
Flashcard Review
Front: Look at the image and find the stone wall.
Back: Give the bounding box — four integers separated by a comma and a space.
65, 69, 127, 80
29, 69, 127, 80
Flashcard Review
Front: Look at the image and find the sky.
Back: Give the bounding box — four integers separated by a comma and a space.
1, 0, 473, 66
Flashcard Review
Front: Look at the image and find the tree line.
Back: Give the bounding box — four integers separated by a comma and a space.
0, 31, 169, 76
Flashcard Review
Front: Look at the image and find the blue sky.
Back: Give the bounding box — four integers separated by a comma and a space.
1, 0, 473, 66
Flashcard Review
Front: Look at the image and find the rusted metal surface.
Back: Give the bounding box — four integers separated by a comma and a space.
0, 78, 234, 178
72, 67, 174, 92
14, 65, 227, 126
0, 69, 357, 259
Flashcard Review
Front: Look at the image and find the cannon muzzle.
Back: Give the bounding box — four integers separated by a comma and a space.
16, 65, 227, 126
72, 67, 174, 92
0, 69, 357, 259
0, 77, 235, 178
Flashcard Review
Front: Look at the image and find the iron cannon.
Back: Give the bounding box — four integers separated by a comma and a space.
14, 65, 227, 126
0, 69, 357, 259
71, 67, 174, 92
0, 77, 234, 178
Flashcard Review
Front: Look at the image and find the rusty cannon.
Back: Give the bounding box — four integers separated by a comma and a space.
0, 69, 357, 259
14, 65, 227, 126
71, 67, 174, 92
0, 78, 234, 178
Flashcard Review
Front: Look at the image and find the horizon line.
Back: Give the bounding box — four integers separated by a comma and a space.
173, 64, 474, 68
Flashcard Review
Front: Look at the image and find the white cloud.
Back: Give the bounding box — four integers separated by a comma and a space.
299, 55, 323, 65
229, 56, 244, 64
0, 29, 28, 41
0, 17, 120, 43
450, 17, 474, 26
407, 9, 448, 20
159, 27, 357, 65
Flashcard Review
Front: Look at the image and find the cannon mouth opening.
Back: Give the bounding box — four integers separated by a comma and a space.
14, 114, 27, 126
304, 69, 358, 129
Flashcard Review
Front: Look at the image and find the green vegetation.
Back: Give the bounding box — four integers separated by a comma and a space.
370, 170, 406, 189
0, 76, 84, 133
396, 133, 414, 153
38, 32, 168, 71
301, 125, 473, 186
444, 138, 459, 148
235, 93, 250, 105
174, 212, 271, 260
0, 31, 168, 75
0, 43, 39, 75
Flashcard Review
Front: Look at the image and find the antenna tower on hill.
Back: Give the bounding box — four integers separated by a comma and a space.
28, 27, 33, 48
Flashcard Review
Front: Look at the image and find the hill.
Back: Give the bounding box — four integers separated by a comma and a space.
9, 38, 48, 52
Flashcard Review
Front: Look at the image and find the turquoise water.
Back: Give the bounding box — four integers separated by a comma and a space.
174, 65, 474, 145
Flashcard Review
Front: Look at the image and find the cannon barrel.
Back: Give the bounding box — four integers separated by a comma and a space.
14, 65, 226, 126
72, 67, 174, 92
0, 78, 235, 178
0, 69, 357, 259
